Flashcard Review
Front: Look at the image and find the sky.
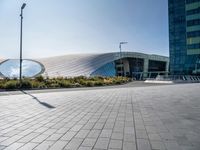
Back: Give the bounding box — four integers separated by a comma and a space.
0, 0, 169, 59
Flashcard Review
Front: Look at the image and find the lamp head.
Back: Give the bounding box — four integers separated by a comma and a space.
21, 3, 26, 9
120, 42, 128, 45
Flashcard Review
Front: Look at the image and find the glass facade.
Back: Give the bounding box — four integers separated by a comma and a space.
148, 60, 166, 72
90, 62, 116, 77
114, 57, 167, 79
128, 58, 144, 73
169, 0, 200, 75
0, 59, 44, 78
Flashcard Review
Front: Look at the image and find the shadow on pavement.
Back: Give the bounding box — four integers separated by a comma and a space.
21, 90, 55, 109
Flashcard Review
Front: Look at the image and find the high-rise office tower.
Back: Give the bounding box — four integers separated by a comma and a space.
168, 0, 200, 75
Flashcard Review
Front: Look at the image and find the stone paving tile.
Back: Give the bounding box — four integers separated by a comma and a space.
18, 132, 40, 143
93, 123, 105, 130
87, 130, 101, 138
0, 83, 200, 150
104, 122, 115, 129
34, 127, 49, 133
3, 130, 21, 137
113, 126, 123, 133
145, 125, 157, 134
34, 140, 54, 150
0, 137, 9, 143
111, 132, 123, 140
61, 131, 77, 141
70, 125, 83, 132
1, 128, 15, 134
124, 134, 135, 142
164, 141, 182, 150
180, 145, 199, 150
18, 129, 35, 136
148, 133, 162, 141
99, 130, 112, 138
78, 147, 92, 150
42, 129, 57, 136
31, 134, 49, 143
82, 123, 95, 130
64, 138, 83, 150
159, 132, 175, 141
56, 127, 70, 134
0, 135, 23, 146
17, 143, 38, 150
94, 138, 110, 149
108, 139, 122, 149
175, 135, 193, 146
136, 130, 148, 139
123, 142, 137, 150
3, 142, 24, 150
48, 140, 68, 150
0, 145, 6, 150
46, 133, 63, 141
81, 138, 97, 147
150, 141, 166, 150
75, 130, 90, 139
137, 139, 151, 150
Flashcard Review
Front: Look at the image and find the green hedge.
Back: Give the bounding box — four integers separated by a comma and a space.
0, 76, 130, 90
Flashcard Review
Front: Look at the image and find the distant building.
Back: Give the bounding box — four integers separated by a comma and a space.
0, 52, 169, 80
168, 0, 200, 75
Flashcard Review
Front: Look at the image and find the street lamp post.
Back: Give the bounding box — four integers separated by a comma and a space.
19, 3, 26, 86
119, 42, 128, 76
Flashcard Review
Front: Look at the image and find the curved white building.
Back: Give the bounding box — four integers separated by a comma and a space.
0, 52, 169, 79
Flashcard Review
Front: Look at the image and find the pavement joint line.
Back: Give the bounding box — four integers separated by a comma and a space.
90, 92, 117, 150
131, 90, 138, 150
135, 93, 153, 150
62, 94, 107, 149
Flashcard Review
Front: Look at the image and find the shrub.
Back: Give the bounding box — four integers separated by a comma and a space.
86, 81, 94, 87
73, 83, 82, 87
21, 80, 32, 89
35, 75, 45, 82
94, 81, 104, 86
0, 83, 4, 89
4, 80, 19, 89
79, 79, 86, 86
31, 81, 41, 88
58, 80, 72, 88
0, 76, 130, 89
57, 77, 65, 80
32, 81, 46, 88
74, 76, 87, 82
114, 80, 121, 85
49, 83, 60, 88
37, 83, 46, 89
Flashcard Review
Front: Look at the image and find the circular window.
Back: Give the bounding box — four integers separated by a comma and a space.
0, 59, 45, 78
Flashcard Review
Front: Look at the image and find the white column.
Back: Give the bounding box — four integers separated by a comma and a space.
143, 58, 149, 78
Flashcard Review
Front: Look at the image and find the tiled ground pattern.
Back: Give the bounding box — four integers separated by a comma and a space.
0, 83, 200, 150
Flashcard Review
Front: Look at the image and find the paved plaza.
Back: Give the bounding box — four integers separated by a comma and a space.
0, 83, 200, 150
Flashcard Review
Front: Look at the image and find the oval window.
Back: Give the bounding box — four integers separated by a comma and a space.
0, 59, 44, 78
